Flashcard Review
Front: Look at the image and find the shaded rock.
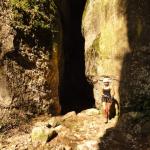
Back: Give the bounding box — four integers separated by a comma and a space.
0, 4, 14, 59
128, 112, 144, 119
141, 121, 150, 136
147, 135, 150, 145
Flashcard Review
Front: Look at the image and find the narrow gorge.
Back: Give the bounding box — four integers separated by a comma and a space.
0, 0, 150, 149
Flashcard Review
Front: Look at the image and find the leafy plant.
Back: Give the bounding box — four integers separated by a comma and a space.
9, 0, 57, 34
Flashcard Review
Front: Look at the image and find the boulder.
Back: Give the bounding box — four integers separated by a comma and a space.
31, 126, 57, 144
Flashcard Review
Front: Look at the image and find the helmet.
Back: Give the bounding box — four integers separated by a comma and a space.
103, 78, 110, 83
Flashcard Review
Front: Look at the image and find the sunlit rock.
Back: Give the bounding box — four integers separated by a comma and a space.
31, 126, 57, 145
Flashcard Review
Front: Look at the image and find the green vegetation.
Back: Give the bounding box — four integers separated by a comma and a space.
9, 0, 57, 34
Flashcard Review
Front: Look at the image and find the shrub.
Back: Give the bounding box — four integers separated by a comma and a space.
9, 0, 57, 34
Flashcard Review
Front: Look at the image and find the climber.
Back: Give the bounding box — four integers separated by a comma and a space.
101, 77, 115, 123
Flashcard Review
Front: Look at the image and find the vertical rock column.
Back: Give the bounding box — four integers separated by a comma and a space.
82, 0, 150, 113
82, 0, 130, 108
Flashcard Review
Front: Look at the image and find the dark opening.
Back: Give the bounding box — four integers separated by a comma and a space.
60, 0, 95, 114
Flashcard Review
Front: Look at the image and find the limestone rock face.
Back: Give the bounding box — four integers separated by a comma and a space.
82, 0, 150, 113
0, 0, 61, 127
82, 0, 150, 149
82, 0, 129, 107
82, 0, 129, 77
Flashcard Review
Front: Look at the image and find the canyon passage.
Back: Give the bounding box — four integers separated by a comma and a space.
0, 0, 150, 149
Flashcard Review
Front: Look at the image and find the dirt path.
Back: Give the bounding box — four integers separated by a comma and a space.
0, 108, 118, 150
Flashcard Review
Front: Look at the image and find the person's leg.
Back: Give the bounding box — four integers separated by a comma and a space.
102, 102, 108, 123
107, 102, 112, 120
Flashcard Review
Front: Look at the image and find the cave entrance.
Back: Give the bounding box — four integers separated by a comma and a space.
59, 0, 95, 114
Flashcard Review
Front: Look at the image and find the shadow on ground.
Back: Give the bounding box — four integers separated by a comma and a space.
109, 99, 119, 120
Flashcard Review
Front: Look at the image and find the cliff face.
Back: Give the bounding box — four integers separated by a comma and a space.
82, 0, 150, 113
82, 0, 150, 148
82, 0, 129, 107
0, 0, 61, 127
0, 0, 150, 148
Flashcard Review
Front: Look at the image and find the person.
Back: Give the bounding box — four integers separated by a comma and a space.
101, 77, 115, 123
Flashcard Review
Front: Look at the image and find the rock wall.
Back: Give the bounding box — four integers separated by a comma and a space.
82, 0, 150, 148
82, 0, 150, 112
0, 0, 61, 128
82, 0, 129, 107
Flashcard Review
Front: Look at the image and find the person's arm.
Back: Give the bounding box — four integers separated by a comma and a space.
110, 86, 115, 99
